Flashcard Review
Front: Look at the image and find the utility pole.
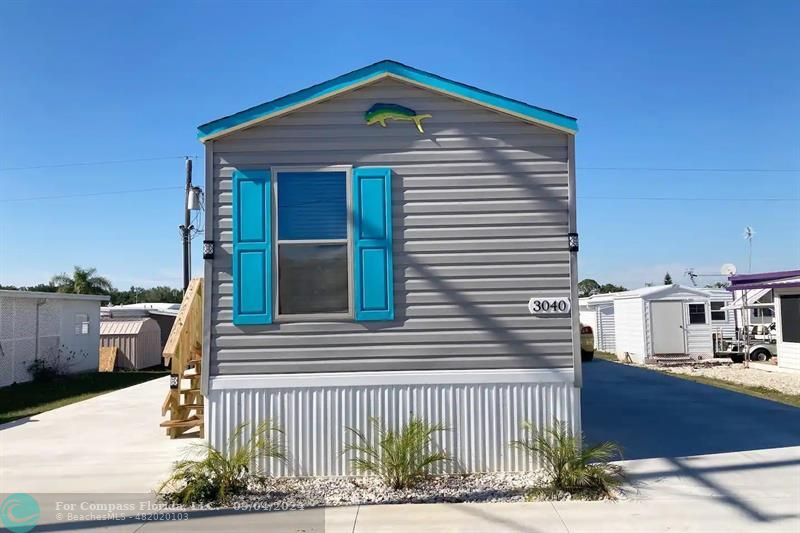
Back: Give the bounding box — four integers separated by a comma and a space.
180, 157, 193, 291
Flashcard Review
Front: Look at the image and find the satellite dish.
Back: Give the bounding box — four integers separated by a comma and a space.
721, 263, 737, 276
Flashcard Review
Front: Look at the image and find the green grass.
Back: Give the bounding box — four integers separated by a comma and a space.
592, 352, 800, 408
594, 351, 618, 362
0, 370, 167, 425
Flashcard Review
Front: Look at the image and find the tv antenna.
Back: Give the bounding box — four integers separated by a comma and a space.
743, 226, 754, 273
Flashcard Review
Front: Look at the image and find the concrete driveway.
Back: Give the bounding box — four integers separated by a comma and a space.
582, 360, 800, 459
0, 376, 188, 493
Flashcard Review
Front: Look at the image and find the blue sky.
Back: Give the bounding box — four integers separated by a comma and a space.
1, 0, 798, 290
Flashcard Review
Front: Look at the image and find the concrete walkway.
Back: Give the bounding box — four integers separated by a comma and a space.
0, 376, 187, 493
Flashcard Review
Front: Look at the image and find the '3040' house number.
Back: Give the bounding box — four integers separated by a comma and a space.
528, 297, 571, 314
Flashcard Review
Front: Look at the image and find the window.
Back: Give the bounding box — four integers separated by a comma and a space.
275, 170, 350, 316
780, 295, 800, 343
710, 301, 727, 321
753, 307, 775, 318
688, 303, 706, 324
74, 313, 89, 335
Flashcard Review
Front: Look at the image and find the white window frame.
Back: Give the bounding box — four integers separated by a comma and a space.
687, 302, 707, 325
74, 313, 90, 335
272, 165, 354, 322
710, 301, 727, 322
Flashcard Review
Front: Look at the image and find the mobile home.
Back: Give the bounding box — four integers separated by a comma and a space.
0, 290, 108, 387
197, 60, 580, 475
579, 293, 618, 353
728, 270, 800, 371
614, 285, 714, 363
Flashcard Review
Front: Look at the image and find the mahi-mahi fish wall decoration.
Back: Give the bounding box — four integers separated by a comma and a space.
364, 103, 432, 134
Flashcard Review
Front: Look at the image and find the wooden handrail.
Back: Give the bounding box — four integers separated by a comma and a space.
163, 277, 203, 367
161, 277, 204, 438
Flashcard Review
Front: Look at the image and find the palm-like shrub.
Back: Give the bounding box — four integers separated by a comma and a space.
159, 421, 285, 505
344, 417, 451, 490
512, 422, 623, 499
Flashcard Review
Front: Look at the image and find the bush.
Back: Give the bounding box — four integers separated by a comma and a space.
344, 416, 451, 490
27, 357, 63, 382
512, 422, 624, 499
159, 421, 285, 505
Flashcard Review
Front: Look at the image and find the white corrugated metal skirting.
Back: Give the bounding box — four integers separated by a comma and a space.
207, 376, 580, 477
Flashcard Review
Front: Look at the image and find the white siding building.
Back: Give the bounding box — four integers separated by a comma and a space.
0, 290, 108, 387
579, 293, 618, 353
613, 285, 714, 363
728, 270, 800, 371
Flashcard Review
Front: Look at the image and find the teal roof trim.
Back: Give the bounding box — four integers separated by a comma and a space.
197, 60, 577, 140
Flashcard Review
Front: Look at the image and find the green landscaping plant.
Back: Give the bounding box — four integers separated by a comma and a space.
344, 417, 451, 490
159, 421, 285, 505
512, 421, 624, 499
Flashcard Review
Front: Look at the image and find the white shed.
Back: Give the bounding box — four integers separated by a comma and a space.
613, 285, 714, 363
579, 293, 619, 353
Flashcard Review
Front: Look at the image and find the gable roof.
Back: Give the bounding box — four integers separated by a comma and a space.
197, 60, 578, 141
614, 284, 711, 301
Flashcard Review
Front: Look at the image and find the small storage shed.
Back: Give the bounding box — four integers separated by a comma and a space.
614, 285, 714, 363
579, 293, 618, 352
100, 318, 162, 369
729, 270, 800, 371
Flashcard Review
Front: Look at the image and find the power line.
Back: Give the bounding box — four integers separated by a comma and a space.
0, 155, 199, 172
578, 166, 800, 173
1, 186, 184, 203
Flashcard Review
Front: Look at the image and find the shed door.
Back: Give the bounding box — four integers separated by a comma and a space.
651, 301, 686, 354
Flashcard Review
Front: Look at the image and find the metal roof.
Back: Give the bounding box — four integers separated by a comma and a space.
197, 59, 578, 141
100, 319, 153, 336
0, 290, 109, 302
728, 270, 800, 291
612, 284, 711, 300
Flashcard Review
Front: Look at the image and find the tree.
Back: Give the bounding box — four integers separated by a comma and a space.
664, 272, 673, 285
578, 279, 601, 298
51, 266, 112, 295
705, 281, 730, 289
598, 283, 627, 294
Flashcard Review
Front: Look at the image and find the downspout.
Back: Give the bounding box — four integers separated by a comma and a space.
34, 298, 46, 360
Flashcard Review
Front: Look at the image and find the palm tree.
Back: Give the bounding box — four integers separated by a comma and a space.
51, 266, 113, 295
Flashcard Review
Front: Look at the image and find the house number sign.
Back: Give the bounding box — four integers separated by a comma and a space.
528, 297, 571, 315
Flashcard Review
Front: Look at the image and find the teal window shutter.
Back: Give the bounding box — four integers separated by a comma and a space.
353, 168, 394, 321
232, 169, 273, 325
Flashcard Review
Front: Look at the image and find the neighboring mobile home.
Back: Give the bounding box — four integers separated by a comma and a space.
700, 288, 736, 341
0, 290, 108, 387
728, 270, 800, 371
579, 293, 618, 353
613, 285, 714, 363
198, 60, 580, 475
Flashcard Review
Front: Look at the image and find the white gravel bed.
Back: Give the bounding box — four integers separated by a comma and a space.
656, 363, 800, 396
229, 472, 572, 510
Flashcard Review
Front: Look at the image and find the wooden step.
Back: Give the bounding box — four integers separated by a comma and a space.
160, 416, 202, 429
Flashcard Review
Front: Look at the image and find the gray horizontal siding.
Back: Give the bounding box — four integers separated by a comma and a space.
209, 78, 572, 375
